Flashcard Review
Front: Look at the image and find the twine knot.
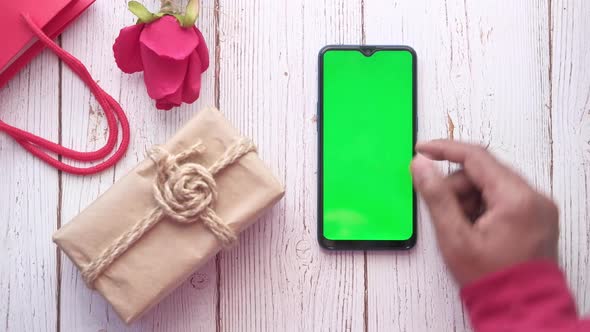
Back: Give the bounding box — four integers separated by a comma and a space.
81, 137, 256, 288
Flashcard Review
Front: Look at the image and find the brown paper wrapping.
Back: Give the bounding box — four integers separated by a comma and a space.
53, 107, 284, 323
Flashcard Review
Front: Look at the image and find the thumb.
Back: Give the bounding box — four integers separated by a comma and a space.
411, 155, 471, 238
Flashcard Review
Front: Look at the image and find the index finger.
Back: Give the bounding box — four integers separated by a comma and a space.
415, 140, 514, 190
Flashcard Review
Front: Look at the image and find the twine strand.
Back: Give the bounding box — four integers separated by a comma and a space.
81, 138, 256, 288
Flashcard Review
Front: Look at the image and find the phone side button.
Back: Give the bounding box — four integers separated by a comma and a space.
316, 101, 319, 133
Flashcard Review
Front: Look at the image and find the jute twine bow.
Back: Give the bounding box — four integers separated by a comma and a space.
81, 137, 256, 288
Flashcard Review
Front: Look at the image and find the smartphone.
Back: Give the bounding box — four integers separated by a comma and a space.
318, 45, 417, 250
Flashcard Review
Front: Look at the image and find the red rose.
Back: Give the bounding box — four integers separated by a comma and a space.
113, 14, 209, 110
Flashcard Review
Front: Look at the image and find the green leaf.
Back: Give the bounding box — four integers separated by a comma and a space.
128, 1, 157, 23
182, 0, 200, 27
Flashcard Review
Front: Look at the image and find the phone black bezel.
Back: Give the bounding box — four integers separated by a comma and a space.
317, 45, 418, 250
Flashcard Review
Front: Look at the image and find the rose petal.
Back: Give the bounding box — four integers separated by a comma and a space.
140, 16, 198, 60
156, 100, 175, 111
194, 27, 210, 72
154, 72, 184, 111
140, 44, 188, 99
113, 24, 145, 73
182, 50, 203, 103
161, 83, 183, 107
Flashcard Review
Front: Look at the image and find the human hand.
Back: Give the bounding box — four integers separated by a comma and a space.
410, 140, 559, 286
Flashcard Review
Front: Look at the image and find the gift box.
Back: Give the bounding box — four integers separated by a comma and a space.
53, 107, 285, 323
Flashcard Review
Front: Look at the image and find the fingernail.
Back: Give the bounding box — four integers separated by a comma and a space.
414, 142, 435, 159
411, 154, 436, 185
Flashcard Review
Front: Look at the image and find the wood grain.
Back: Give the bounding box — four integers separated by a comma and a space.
216, 1, 365, 331
363, 0, 551, 331
551, 0, 590, 313
2, 0, 590, 331
363, 1, 464, 330
0, 52, 60, 331
58, 1, 218, 331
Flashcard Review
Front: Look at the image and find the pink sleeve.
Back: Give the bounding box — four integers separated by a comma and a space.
460, 260, 590, 332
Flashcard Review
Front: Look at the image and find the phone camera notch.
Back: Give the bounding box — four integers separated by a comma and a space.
361, 47, 377, 57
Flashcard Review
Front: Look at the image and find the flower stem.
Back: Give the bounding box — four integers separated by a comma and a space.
160, 0, 177, 13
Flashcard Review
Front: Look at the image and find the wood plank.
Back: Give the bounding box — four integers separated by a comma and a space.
216, 1, 365, 331
551, 0, 590, 313
363, 0, 551, 331
0, 52, 60, 331
58, 1, 218, 330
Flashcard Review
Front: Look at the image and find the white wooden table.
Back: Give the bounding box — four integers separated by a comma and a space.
2, 1, 589, 331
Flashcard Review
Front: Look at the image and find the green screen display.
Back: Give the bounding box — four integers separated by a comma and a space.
322, 49, 414, 241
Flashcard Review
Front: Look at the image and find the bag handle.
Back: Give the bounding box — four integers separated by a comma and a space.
0, 14, 130, 175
